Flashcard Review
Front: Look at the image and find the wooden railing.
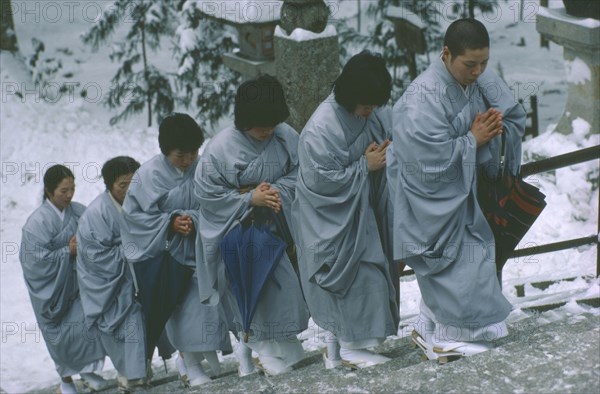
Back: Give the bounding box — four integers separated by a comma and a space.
400, 144, 600, 277
518, 144, 600, 277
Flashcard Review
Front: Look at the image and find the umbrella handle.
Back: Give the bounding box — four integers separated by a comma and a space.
128, 262, 140, 298
243, 332, 249, 343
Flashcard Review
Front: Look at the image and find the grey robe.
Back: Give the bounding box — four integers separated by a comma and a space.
194, 124, 309, 342
291, 96, 399, 343
77, 191, 146, 379
20, 200, 105, 376
388, 57, 524, 338
122, 154, 231, 352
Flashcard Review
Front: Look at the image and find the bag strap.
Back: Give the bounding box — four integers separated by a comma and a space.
479, 84, 508, 177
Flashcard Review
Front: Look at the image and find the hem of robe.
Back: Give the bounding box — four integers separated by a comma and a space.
165, 322, 233, 353
168, 340, 233, 353
165, 274, 233, 353
408, 250, 512, 328
39, 299, 107, 376
97, 309, 147, 380
100, 333, 147, 380
301, 261, 398, 343
57, 359, 104, 378
311, 316, 397, 345
418, 300, 509, 342
237, 324, 309, 344
243, 337, 304, 369
338, 337, 384, 350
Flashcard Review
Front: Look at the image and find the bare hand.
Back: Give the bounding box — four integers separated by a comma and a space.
170, 215, 194, 236
68, 236, 77, 256
365, 139, 391, 172
250, 181, 282, 213
471, 108, 503, 147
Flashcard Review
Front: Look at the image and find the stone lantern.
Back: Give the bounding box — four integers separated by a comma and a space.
196, 0, 340, 132
236, 22, 278, 61
279, 0, 329, 35
197, 0, 281, 78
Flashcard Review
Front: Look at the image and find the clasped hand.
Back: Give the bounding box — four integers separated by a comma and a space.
250, 181, 281, 213
472, 108, 503, 147
69, 235, 77, 256
365, 139, 391, 172
170, 214, 194, 236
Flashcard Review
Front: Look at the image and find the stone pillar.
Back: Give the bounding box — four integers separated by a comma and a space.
537, 7, 600, 134
275, 0, 340, 133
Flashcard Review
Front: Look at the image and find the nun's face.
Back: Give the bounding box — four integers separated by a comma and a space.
442, 46, 489, 87
46, 177, 75, 211
110, 173, 135, 205
354, 104, 377, 118
247, 126, 276, 141
167, 149, 198, 171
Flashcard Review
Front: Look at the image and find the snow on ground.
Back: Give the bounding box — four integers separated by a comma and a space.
1, 0, 598, 392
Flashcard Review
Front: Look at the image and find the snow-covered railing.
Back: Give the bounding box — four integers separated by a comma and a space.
514, 144, 600, 277
519, 144, 599, 177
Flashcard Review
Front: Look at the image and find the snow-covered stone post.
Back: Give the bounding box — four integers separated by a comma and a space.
275, 0, 340, 132
537, 6, 600, 134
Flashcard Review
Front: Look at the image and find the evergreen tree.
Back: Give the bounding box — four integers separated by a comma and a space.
174, 1, 240, 135
336, 0, 497, 99
28, 38, 63, 89
82, 0, 176, 126
1, 0, 18, 51
336, 0, 445, 101
462, 0, 497, 19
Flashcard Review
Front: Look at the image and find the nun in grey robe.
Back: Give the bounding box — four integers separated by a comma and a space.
77, 190, 146, 380
121, 154, 232, 355
388, 55, 524, 342
20, 199, 106, 378
292, 98, 399, 349
194, 123, 309, 373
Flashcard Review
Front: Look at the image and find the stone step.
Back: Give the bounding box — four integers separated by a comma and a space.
33, 313, 600, 393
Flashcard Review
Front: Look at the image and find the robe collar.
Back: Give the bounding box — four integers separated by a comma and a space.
329, 94, 368, 145
161, 154, 196, 179
46, 199, 65, 221
107, 190, 123, 213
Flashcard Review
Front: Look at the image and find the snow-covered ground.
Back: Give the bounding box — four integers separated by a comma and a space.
1, 0, 599, 392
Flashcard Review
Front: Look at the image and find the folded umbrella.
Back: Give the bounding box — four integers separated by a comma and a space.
130, 253, 194, 359
220, 219, 286, 342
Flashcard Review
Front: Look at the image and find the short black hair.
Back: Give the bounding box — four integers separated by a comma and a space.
101, 156, 140, 190
234, 74, 290, 132
43, 164, 74, 200
333, 50, 392, 113
444, 18, 489, 58
158, 113, 204, 155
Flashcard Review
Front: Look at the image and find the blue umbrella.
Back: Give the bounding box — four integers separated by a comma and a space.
221, 219, 287, 342
131, 252, 194, 358
267, 209, 299, 276
267, 209, 294, 246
